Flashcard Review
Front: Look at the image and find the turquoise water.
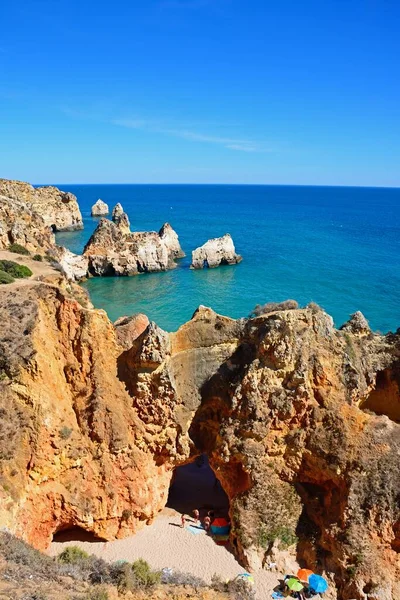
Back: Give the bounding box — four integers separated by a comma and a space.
55, 184, 400, 333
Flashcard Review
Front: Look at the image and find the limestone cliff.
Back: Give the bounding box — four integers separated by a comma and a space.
0, 284, 399, 600
0, 179, 83, 231
0, 194, 55, 252
83, 213, 184, 276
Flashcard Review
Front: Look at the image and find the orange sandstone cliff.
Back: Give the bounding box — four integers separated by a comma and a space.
0, 279, 399, 600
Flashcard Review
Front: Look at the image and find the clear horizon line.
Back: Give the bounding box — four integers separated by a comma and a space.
34, 182, 400, 190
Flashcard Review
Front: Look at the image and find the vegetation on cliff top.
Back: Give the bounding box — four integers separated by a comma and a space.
0, 259, 32, 284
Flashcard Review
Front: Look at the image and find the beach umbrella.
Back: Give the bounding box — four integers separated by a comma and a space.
236, 573, 255, 585
286, 577, 304, 592
297, 568, 314, 582
309, 573, 329, 593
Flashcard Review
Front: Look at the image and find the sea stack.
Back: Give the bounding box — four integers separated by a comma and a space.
83, 213, 183, 276
159, 222, 185, 259
91, 199, 109, 216
191, 233, 242, 269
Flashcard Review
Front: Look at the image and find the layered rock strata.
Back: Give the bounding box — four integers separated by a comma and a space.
91, 199, 109, 216
0, 194, 55, 252
83, 209, 184, 276
0, 284, 399, 599
0, 179, 83, 231
191, 234, 242, 269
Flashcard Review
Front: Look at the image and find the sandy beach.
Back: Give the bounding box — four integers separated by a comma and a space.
49, 509, 286, 599
49, 459, 293, 599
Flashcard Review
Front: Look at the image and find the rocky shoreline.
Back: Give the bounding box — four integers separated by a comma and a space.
0, 178, 241, 281
0, 178, 399, 600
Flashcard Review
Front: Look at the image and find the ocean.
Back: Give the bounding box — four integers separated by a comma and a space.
54, 184, 400, 333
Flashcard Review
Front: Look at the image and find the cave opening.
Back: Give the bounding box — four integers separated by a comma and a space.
52, 525, 106, 543
166, 454, 230, 521
360, 367, 400, 422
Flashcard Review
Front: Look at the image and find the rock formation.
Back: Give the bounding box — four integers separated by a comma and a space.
0, 179, 83, 231
83, 213, 184, 276
0, 194, 55, 253
159, 223, 185, 259
91, 199, 109, 216
191, 234, 242, 269
49, 246, 89, 281
112, 203, 124, 221
1, 279, 399, 599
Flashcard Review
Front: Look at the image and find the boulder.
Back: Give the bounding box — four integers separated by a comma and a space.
83, 217, 182, 276
190, 233, 242, 269
91, 199, 109, 216
159, 223, 185, 259
114, 314, 150, 349
0, 179, 83, 231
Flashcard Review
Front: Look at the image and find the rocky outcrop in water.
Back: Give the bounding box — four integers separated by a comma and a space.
83, 211, 184, 276
191, 234, 242, 269
0, 194, 55, 252
159, 223, 185, 259
91, 199, 109, 216
0, 179, 83, 231
0, 281, 399, 599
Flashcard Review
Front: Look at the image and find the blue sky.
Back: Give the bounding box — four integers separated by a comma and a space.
0, 0, 399, 185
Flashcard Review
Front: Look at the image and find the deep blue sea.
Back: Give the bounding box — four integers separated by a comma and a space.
54, 185, 400, 333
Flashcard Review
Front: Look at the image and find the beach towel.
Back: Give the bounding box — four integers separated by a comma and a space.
271, 592, 285, 599
187, 525, 205, 535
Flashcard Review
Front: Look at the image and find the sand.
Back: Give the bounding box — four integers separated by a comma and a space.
49, 510, 284, 599
49, 459, 289, 598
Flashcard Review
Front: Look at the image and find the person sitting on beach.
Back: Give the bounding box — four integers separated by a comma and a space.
181, 514, 186, 528
203, 515, 211, 531
193, 509, 200, 524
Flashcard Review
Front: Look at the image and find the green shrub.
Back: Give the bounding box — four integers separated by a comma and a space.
121, 509, 131, 522
8, 243, 30, 255
109, 562, 136, 591
59, 426, 73, 440
58, 546, 89, 564
132, 558, 161, 586
257, 523, 298, 550
0, 270, 14, 284
0, 260, 32, 278
33, 254, 43, 261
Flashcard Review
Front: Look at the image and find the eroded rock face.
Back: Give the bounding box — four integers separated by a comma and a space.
112, 203, 124, 221
191, 234, 242, 269
0, 179, 83, 231
49, 246, 89, 281
0, 283, 173, 550
159, 223, 185, 259
91, 199, 109, 216
0, 194, 55, 252
83, 216, 183, 276
1, 286, 399, 599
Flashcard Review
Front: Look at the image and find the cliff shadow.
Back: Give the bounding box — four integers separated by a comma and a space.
167, 454, 230, 518
52, 526, 106, 543
360, 365, 400, 422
